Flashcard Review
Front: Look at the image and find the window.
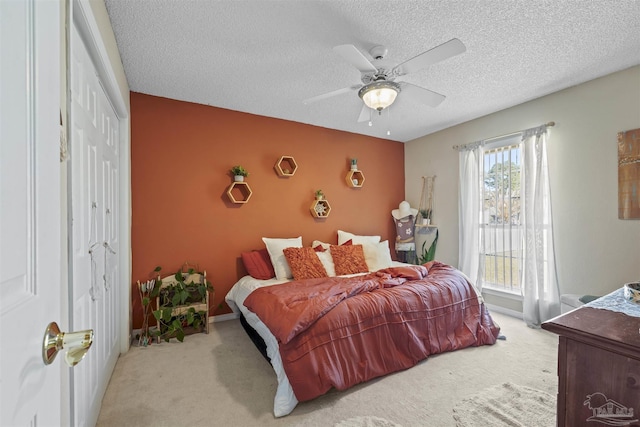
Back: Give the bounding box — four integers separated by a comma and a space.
458, 123, 559, 325
479, 137, 522, 294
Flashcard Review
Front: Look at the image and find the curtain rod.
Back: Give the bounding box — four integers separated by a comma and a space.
452, 121, 555, 151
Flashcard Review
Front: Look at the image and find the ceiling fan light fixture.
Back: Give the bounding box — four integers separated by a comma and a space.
358, 81, 401, 112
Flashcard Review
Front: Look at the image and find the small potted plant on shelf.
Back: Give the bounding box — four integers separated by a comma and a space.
230, 165, 249, 182
315, 189, 324, 200
350, 158, 358, 170
419, 208, 432, 225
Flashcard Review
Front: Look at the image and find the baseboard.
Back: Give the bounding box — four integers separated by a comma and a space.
130, 312, 238, 339
210, 312, 239, 323
485, 303, 523, 319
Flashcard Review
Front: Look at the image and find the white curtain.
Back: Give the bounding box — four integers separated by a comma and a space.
458, 143, 482, 289
520, 126, 561, 327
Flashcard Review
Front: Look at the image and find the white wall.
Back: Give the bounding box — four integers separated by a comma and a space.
405, 65, 640, 299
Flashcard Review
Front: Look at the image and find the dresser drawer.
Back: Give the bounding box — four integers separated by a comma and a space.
561, 338, 640, 426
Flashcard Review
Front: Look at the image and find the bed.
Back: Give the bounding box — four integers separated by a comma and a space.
225, 232, 500, 417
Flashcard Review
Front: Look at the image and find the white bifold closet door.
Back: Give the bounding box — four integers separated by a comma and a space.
69, 23, 121, 427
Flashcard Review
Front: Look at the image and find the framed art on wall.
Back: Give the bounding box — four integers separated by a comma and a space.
618, 128, 640, 219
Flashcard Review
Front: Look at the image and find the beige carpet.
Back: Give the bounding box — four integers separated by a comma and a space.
452, 382, 556, 427
334, 416, 403, 427
96, 312, 558, 427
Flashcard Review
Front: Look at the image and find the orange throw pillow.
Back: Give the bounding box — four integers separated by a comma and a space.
283, 247, 328, 280
330, 244, 369, 275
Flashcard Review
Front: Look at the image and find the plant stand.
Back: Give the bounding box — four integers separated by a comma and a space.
155, 269, 211, 342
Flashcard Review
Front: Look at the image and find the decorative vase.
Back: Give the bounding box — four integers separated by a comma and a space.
234, 175, 244, 182
352, 179, 358, 186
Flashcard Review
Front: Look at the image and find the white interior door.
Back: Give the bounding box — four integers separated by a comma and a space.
69, 22, 121, 427
0, 0, 62, 425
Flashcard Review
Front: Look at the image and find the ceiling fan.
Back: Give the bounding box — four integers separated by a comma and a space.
304, 38, 466, 123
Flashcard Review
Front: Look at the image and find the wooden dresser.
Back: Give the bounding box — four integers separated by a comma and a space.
542, 306, 640, 427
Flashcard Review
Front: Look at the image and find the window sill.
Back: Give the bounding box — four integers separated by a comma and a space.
482, 287, 523, 301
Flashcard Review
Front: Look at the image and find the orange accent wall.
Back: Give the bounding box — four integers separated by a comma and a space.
131, 92, 405, 328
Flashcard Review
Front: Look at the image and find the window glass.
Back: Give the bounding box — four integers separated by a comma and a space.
479, 136, 522, 294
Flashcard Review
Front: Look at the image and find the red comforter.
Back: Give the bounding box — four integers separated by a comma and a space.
243, 262, 500, 402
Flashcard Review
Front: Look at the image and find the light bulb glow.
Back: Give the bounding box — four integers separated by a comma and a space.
362, 87, 398, 111
358, 81, 401, 112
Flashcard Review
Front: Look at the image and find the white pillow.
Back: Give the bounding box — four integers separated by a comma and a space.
311, 240, 331, 251
356, 240, 392, 272
315, 251, 336, 277
338, 231, 384, 271
262, 236, 303, 280
311, 241, 336, 276
337, 230, 381, 246
369, 240, 394, 271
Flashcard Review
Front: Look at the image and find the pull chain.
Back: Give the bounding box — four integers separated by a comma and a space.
387, 107, 391, 136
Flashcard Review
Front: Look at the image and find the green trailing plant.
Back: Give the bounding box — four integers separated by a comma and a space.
417, 229, 439, 264
230, 165, 249, 177
315, 189, 324, 199
140, 265, 213, 343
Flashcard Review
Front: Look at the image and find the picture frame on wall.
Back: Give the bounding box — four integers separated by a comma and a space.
618, 128, 640, 219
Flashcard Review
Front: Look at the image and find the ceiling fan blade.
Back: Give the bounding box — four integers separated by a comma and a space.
357, 104, 371, 123
393, 38, 466, 76
333, 45, 378, 74
401, 83, 446, 108
303, 85, 360, 104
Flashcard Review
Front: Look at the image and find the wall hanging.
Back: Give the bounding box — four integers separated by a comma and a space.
416, 176, 436, 228
618, 128, 640, 219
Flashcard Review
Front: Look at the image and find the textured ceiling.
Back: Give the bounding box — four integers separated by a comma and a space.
105, 0, 640, 142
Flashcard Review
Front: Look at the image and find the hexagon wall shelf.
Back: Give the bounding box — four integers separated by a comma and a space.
226, 182, 252, 204
346, 169, 365, 188
275, 156, 298, 177
310, 199, 331, 218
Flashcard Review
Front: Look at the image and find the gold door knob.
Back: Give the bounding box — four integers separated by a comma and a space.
42, 322, 93, 367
